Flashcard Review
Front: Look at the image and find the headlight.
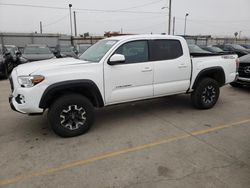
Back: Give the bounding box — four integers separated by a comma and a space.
18, 75, 45, 88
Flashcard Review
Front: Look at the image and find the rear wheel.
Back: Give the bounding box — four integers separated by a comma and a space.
48, 94, 95, 137
191, 78, 220, 109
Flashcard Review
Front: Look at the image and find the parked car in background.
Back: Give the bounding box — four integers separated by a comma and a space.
239, 44, 250, 49
188, 44, 211, 55
0, 44, 24, 78
76, 44, 91, 56
53, 44, 78, 58
215, 44, 249, 57
0, 45, 12, 78
199, 46, 226, 54
5, 45, 29, 65
22, 44, 55, 62
231, 54, 250, 87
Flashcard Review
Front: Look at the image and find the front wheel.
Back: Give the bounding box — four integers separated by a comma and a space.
191, 78, 220, 109
48, 94, 95, 137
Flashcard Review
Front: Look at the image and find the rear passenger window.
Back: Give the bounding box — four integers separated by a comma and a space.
150, 40, 183, 61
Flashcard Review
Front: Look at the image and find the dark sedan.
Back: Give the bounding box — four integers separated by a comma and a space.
0, 45, 16, 78
240, 44, 250, 49
188, 44, 211, 55
231, 54, 250, 87
215, 44, 249, 57
5, 45, 29, 65
199, 46, 226, 54
53, 44, 78, 58
22, 44, 55, 62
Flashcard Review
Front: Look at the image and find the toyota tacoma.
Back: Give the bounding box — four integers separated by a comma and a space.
9, 35, 238, 137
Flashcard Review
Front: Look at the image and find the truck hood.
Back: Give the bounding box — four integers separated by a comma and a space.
15, 57, 90, 75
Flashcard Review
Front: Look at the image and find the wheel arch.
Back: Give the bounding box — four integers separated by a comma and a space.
39, 79, 104, 109
192, 67, 225, 89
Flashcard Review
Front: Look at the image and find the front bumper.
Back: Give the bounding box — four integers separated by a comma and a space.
234, 77, 250, 85
8, 70, 45, 114
9, 95, 25, 114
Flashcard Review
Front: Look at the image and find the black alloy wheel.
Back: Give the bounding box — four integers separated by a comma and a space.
191, 78, 220, 109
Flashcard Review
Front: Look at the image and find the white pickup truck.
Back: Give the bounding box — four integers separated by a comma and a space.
9, 35, 238, 137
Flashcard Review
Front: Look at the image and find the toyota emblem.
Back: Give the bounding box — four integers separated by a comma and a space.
244, 66, 250, 74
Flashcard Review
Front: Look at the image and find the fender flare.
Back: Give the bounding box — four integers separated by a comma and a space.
39, 79, 104, 109
192, 67, 225, 89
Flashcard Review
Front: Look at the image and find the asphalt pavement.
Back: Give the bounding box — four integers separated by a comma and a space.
0, 79, 250, 188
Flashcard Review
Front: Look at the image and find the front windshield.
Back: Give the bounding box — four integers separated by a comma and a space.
189, 44, 210, 53
230, 44, 246, 50
209, 47, 224, 53
79, 40, 117, 62
6, 47, 15, 56
24, 46, 51, 54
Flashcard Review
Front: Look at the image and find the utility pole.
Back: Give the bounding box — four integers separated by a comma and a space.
172, 16, 175, 35
168, 0, 172, 35
184, 13, 189, 36
73, 11, 77, 36
40, 21, 43, 34
69, 4, 73, 36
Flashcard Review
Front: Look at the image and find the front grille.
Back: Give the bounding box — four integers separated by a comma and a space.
238, 63, 250, 78
9, 76, 14, 92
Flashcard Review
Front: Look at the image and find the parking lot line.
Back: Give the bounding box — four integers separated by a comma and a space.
1, 118, 250, 186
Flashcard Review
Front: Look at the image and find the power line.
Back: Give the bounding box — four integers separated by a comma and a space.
0, 3, 67, 10
77, 15, 164, 23
128, 21, 166, 31
117, 0, 164, 11
43, 14, 69, 27
0, 3, 164, 14
175, 17, 250, 23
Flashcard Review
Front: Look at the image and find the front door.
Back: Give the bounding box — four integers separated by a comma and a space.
104, 40, 153, 104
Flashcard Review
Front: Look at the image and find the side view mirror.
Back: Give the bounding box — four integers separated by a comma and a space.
108, 54, 125, 65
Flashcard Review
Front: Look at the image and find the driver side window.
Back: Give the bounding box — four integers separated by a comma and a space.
115, 40, 149, 64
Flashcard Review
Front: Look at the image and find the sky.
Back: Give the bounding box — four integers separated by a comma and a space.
0, 0, 250, 37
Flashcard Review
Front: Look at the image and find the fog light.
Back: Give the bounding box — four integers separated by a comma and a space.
15, 94, 25, 104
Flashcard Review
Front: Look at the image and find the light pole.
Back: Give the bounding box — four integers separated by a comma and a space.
172, 16, 175, 35
168, 0, 172, 35
73, 11, 77, 36
162, 0, 172, 35
69, 4, 73, 36
184, 13, 189, 36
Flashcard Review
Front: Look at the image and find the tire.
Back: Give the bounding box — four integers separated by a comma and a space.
191, 78, 220, 109
230, 82, 243, 88
48, 94, 95, 137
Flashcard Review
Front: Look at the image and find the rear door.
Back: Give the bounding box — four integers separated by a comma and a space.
149, 39, 191, 96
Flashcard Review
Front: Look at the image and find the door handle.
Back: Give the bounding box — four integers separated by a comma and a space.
178, 64, 188, 68
141, 67, 152, 72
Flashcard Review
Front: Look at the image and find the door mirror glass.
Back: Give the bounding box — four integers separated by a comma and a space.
108, 54, 125, 65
